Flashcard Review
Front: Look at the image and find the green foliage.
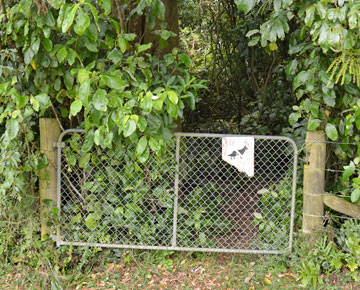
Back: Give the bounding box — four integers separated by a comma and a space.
61, 134, 233, 247
0, 1, 205, 207
179, 0, 294, 135
298, 220, 360, 288
253, 174, 296, 248
238, 0, 360, 204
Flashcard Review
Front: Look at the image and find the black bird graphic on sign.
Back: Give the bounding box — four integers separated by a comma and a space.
238, 146, 248, 156
228, 151, 239, 160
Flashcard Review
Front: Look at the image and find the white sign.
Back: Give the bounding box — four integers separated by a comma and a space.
222, 137, 254, 177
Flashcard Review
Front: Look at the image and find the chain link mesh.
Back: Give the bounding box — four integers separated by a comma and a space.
57, 131, 297, 253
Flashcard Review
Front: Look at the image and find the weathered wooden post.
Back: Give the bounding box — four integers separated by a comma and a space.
302, 131, 326, 239
39, 118, 61, 239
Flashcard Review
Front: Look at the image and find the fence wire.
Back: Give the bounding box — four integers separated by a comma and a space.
300, 138, 360, 238
56, 130, 297, 254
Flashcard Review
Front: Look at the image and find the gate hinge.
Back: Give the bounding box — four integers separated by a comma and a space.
53, 142, 65, 148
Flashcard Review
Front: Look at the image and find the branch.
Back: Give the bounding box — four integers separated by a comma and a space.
33, 0, 48, 15
114, 0, 125, 33
0, 0, 7, 22
258, 51, 276, 121
62, 169, 86, 205
50, 101, 65, 132
250, 47, 260, 91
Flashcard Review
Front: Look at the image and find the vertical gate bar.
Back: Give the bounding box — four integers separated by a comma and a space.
171, 135, 181, 248
56, 141, 62, 246
289, 142, 298, 250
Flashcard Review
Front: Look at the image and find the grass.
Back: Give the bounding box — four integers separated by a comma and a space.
0, 248, 358, 290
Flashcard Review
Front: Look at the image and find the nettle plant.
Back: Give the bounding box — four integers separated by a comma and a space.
0, 0, 206, 204
236, 0, 360, 202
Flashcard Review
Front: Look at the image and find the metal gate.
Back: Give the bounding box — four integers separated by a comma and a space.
56, 130, 297, 254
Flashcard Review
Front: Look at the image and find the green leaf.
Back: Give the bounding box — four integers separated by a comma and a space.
147, 114, 162, 131
67, 48, 77, 65
84, 37, 98, 52
138, 146, 150, 163
122, 33, 137, 41
149, 137, 161, 152
137, 43, 152, 53
85, 214, 97, 231
235, 0, 256, 14
87, 4, 100, 31
254, 212, 262, 219
79, 153, 91, 168
42, 38, 53, 52
104, 132, 113, 148
108, 49, 123, 65
305, 5, 315, 27
307, 119, 321, 131
82, 131, 94, 153
166, 99, 178, 118
351, 188, 360, 203
138, 117, 147, 132
248, 36, 260, 46
99, 0, 112, 15
56, 46, 68, 63
117, 38, 128, 53
323, 94, 336, 107
274, 0, 281, 11
152, 0, 166, 20
79, 79, 91, 106
124, 119, 136, 137
35, 94, 51, 110
62, 4, 79, 33
6, 119, 19, 140
140, 93, 152, 114
93, 89, 108, 112
70, 99, 82, 118
74, 8, 90, 35
64, 71, 74, 90
67, 153, 76, 166
325, 123, 338, 141
294, 71, 311, 90
343, 161, 355, 182
94, 129, 101, 146
30, 96, 40, 112
136, 136, 147, 156
289, 112, 300, 126
48, 0, 65, 9
100, 74, 127, 90
167, 90, 178, 105
285, 59, 298, 78
77, 69, 90, 84
178, 53, 192, 67
246, 29, 259, 37
24, 48, 35, 65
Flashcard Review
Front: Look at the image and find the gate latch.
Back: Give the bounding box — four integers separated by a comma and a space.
53, 142, 65, 148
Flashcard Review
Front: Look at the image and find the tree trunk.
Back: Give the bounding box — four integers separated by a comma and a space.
144, 0, 179, 56
112, 0, 179, 56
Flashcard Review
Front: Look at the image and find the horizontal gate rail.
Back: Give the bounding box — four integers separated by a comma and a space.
56, 130, 298, 254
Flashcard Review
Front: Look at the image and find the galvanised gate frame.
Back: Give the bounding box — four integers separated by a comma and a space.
56, 130, 298, 254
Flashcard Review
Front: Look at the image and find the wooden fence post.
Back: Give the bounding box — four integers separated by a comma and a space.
302, 131, 326, 239
39, 118, 61, 239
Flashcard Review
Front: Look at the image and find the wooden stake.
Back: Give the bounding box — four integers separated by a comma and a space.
324, 195, 360, 218
39, 118, 61, 239
303, 131, 326, 238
